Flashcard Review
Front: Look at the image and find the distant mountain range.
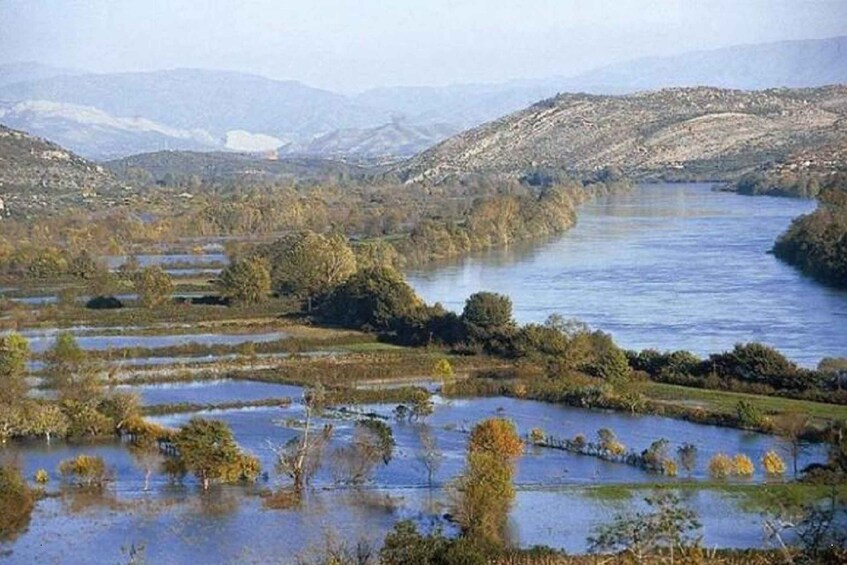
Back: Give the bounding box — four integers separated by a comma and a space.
399, 86, 847, 183
0, 35, 845, 160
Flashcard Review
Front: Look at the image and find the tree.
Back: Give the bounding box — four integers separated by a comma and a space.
588, 490, 702, 562
454, 418, 523, 546
415, 426, 443, 489
316, 266, 421, 331
467, 418, 524, 458
736, 400, 766, 429
332, 419, 394, 486
461, 292, 515, 342
776, 412, 810, 478
273, 385, 333, 494
217, 256, 271, 305
262, 232, 356, 310
134, 265, 173, 309
0, 332, 29, 406
26, 403, 69, 444
45, 332, 103, 403
172, 417, 260, 490
676, 443, 698, 478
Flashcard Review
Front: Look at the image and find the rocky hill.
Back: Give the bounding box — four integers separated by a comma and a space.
0, 125, 122, 215
105, 150, 370, 187
398, 86, 847, 184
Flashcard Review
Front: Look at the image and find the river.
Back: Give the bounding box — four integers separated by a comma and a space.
406, 183, 847, 367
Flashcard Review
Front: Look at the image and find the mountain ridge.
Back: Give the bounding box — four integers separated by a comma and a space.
397, 85, 847, 183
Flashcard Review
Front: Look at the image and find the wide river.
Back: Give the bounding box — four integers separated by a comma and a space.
407, 183, 847, 367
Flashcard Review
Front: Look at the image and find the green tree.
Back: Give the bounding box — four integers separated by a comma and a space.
461, 292, 515, 343
317, 266, 421, 331
0, 332, 29, 406
134, 266, 173, 309
217, 256, 271, 305
45, 332, 103, 403
172, 417, 259, 490
262, 231, 356, 310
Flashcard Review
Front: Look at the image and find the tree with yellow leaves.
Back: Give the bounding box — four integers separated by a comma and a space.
762, 450, 787, 477
733, 454, 755, 477
708, 453, 734, 479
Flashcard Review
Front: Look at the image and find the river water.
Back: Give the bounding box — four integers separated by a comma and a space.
406, 183, 847, 367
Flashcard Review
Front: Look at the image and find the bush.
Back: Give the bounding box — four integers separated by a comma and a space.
733, 454, 755, 477
736, 400, 766, 428
762, 450, 787, 477
85, 295, 123, 310
59, 454, 109, 488
708, 453, 734, 479
34, 469, 49, 484
0, 465, 35, 541
709, 343, 804, 390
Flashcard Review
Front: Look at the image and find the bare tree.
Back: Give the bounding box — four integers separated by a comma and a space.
777, 413, 810, 478
273, 384, 333, 493
415, 425, 443, 489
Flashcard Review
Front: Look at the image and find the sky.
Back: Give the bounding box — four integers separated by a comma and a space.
2, 0, 847, 92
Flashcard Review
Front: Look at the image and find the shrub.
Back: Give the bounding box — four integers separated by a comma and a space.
762, 450, 787, 477
0, 465, 35, 541
736, 400, 765, 428
529, 428, 546, 444
85, 295, 123, 310
733, 454, 755, 477
433, 358, 454, 379
34, 469, 49, 484
59, 454, 109, 488
708, 453, 734, 479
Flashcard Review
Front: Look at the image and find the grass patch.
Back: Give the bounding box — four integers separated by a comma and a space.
645, 382, 847, 423
334, 341, 411, 353
571, 481, 847, 511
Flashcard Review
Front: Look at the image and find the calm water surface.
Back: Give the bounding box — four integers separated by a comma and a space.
406, 184, 847, 367
3, 381, 825, 561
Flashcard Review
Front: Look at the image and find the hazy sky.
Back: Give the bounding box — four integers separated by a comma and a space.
2, 0, 847, 92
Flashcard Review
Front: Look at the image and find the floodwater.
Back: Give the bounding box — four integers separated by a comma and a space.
2, 380, 825, 562
406, 183, 847, 367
